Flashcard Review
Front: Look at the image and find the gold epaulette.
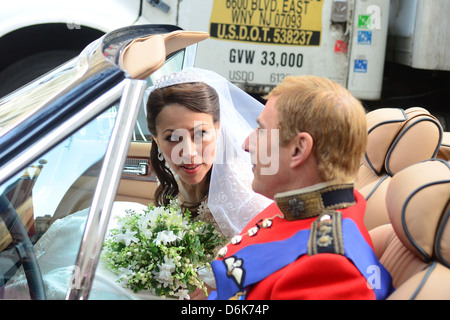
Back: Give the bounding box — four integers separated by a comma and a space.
307, 210, 345, 256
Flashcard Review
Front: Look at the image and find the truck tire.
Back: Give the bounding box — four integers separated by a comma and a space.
0, 50, 78, 98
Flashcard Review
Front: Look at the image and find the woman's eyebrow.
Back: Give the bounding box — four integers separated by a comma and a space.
162, 128, 174, 135
193, 122, 207, 130
162, 122, 209, 135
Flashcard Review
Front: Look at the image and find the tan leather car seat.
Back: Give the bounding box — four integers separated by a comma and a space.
437, 131, 450, 161
369, 159, 450, 299
355, 107, 443, 230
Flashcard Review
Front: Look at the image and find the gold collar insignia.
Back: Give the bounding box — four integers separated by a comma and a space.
274, 182, 356, 221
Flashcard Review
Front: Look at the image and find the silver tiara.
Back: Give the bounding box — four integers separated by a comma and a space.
153, 71, 204, 89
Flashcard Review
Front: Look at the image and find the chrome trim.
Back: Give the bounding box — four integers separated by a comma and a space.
123, 162, 148, 175
0, 82, 125, 186
66, 79, 147, 300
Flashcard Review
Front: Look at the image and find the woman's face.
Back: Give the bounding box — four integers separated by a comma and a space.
154, 103, 219, 186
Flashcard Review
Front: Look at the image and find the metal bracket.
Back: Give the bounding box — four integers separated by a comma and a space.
331, 0, 348, 23
147, 0, 170, 13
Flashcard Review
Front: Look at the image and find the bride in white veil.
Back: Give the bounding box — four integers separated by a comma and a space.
146, 67, 272, 238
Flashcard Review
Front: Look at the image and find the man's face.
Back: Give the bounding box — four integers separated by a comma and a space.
244, 96, 291, 199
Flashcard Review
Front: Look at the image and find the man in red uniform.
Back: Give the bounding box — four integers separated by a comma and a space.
208, 76, 393, 300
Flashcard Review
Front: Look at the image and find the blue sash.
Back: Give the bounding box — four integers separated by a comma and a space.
208, 218, 393, 300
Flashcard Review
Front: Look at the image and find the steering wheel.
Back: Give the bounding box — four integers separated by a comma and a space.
0, 194, 46, 300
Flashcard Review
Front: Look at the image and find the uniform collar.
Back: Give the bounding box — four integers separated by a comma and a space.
274, 181, 356, 221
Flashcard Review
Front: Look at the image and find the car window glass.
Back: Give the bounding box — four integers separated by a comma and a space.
131, 50, 185, 142
0, 101, 119, 299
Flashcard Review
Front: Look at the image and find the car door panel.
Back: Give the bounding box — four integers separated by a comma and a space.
116, 141, 156, 205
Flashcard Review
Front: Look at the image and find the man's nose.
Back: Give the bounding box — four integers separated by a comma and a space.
242, 135, 250, 152
243, 129, 257, 153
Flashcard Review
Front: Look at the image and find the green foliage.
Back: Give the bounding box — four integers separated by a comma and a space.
102, 199, 226, 299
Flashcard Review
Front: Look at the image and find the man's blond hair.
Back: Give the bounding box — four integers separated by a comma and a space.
265, 75, 367, 182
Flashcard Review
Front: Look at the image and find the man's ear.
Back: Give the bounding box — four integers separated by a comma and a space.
290, 132, 314, 168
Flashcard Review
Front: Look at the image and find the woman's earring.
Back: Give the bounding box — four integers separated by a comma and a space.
157, 147, 164, 161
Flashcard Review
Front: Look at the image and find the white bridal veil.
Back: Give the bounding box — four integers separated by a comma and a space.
146, 67, 273, 237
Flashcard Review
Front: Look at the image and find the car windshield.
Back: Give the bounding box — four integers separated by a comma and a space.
0, 42, 187, 299
0, 101, 119, 299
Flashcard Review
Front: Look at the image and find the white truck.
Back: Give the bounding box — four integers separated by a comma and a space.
0, 0, 448, 127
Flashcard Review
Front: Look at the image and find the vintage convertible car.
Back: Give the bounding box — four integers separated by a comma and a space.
0, 24, 209, 300
0, 23, 449, 301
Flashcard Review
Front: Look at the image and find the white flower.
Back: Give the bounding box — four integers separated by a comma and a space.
155, 256, 176, 287
137, 215, 153, 238
150, 206, 167, 219
117, 267, 133, 287
153, 230, 180, 246
115, 228, 138, 246
116, 216, 127, 230
174, 289, 190, 300
159, 257, 176, 275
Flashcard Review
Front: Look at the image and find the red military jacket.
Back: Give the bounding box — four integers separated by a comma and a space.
209, 186, 393, 300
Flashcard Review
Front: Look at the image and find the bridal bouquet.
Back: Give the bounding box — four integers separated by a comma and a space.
102, 200, 225, 299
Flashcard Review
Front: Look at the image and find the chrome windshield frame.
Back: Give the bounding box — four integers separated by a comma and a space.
66, 78, 147, 300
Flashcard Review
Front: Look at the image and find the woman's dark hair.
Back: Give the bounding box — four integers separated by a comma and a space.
146, 82, 220, 208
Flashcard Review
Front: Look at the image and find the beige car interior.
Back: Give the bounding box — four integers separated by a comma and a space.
438, 131, 450, 161
355, 106, 450, 299
370, 159, 450, 299
115, 141, 157, 206
355, 107, 444, 230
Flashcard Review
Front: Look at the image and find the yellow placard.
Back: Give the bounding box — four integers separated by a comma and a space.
209, 0, 324, 46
